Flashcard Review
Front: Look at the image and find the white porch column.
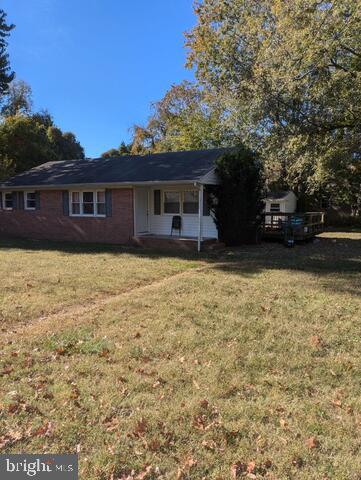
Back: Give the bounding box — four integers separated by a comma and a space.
198, 184, 204, 252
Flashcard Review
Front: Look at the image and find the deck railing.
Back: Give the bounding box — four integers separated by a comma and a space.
262, 212, 325, 239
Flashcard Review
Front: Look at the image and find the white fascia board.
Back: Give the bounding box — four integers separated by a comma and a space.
0, 180, 201, 191
199, 168, 219, 185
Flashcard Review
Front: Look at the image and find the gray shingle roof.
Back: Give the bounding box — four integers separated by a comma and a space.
265, 191, 292, 200
1, 148, 233, 188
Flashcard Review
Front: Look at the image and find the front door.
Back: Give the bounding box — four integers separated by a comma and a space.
135, 188, 149, 234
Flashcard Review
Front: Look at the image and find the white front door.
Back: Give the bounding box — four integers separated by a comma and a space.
135, 188, 149, 234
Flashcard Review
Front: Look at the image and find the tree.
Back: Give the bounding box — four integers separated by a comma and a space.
186, 0, 361, 211
101, 142, 131, 158
1, 80, 32, 116
47, 126, 84, 160
209, 147, 265, 245
0, 115, 84, 180
129, 81, 229, 154
0, 9, 14, 101
0, 115, 58, 179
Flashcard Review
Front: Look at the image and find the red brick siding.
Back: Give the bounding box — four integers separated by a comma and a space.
0, 189, 134, 244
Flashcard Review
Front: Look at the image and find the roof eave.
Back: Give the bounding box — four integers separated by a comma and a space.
0, 179, 213, 191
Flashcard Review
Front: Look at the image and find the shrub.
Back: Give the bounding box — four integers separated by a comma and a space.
209, 147, 265, 246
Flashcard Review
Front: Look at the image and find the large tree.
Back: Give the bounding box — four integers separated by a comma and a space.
1, 79, 32, 116
0, 115, 58, 178
186, 0, 361, 212
0, 114, 84, 180
47, 126, 84, 161
129, 81, 229, 154
0, 9, 14, 101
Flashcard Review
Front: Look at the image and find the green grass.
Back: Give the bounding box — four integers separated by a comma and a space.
0, 232, 360, 479
0, 239, 203, 325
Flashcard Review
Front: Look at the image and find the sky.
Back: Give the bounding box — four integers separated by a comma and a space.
2, 0, 195, 157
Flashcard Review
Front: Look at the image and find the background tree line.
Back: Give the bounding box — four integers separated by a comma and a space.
1, 3, 360, 219
104, 0, 360, 218
0, 9, 84, 180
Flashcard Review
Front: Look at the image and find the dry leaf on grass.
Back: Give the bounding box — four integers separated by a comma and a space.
309, 336, 323, 348
193, 379, 200, 390
32, 421, 53, 437
133, 418, 148, 437
247, 461, 256, 473
305, 436, 319, 449
279, 418, 288, 428
136, 465, 152, 479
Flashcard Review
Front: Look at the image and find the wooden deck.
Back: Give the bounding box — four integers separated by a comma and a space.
262, 212, 325, 241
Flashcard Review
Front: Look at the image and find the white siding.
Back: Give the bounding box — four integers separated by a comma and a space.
200, 168, 218, 185
265, 192, 297, 214
148, 186, 218, 239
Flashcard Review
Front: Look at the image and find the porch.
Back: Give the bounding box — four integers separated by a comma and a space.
132, 233, 220, 252
133, 184, 219, 252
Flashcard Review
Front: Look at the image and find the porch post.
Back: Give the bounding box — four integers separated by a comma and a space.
198, 184, 204, 252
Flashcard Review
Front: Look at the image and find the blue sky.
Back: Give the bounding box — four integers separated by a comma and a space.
2, 0, 195, 157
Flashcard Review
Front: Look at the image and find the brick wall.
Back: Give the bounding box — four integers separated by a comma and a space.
0, 189, 134, 244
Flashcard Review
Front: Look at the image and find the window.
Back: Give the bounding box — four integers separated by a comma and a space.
183, 190, 199, 214
163, 191, 180, 214
3, 192, 13, 210
83, 192, 94, 215
25, 191, 36, 210
70, 191, 105, 217
270, 203, 280, 213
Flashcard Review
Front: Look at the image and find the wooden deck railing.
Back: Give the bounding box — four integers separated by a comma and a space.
262, 212, 325, 239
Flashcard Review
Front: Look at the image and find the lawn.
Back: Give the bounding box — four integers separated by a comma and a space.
0, 232, 360, 479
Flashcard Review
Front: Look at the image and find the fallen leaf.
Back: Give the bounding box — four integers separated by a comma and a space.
247, 461, 256, 473
305, 436, 319, 449
309, 336, 323, 348
8, 403, 19, 414
133, 418, 147, 437
32, 421, 53, 437
279, 418, 288, 428
193, 379, 200, 390
99, 348, 110, 358
1, 367, 13, 376
201, 439, 216, 451
136, 465, 152, 479
186, 457, 197, 468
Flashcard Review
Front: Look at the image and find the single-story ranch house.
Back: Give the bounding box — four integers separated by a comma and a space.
0, 148, 235, 251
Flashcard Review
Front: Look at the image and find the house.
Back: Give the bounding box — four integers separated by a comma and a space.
0, 148, 234, 251
264, 191, 297, 214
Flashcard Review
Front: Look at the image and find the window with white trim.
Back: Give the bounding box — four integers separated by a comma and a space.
183, 190, 199, 214
25, 191, 36, 210
270, 203, 280, 213
163, 191, 180, 214
3, 192, 13, 210
70, 190, 106, 217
